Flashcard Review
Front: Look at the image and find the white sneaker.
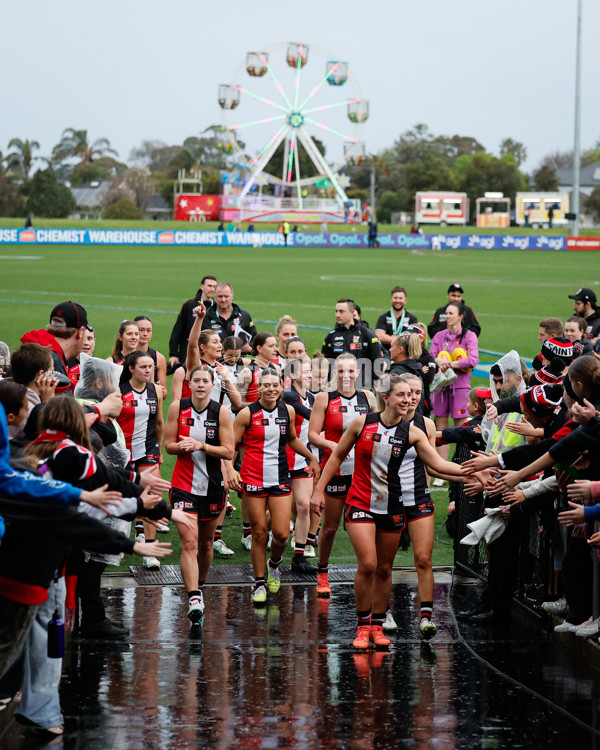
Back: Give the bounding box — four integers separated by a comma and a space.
382, 609, 398, 631
304, 544, 316, 558
213, 539, 234, 556
432, 478, 446, 488
135, 532, 145, 544
241, 535, 252, 551
420, 617, 437, 640
156, 523, 169, 533
541, 598, 568, 617
554, 620, 576, 633
290, 532, 296, 549
576, 616, 600, 637
143, 556, 160, 570
266, 531, 272, 550
187, 592, 205, 623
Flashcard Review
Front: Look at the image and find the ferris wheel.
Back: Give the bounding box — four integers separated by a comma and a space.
217, 43, 369, 211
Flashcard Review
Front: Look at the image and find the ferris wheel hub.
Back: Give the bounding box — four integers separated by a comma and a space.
288, 112, 304, 128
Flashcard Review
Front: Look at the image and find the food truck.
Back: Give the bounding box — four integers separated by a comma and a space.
414, 191, 469, 226
515, 192, 569, 228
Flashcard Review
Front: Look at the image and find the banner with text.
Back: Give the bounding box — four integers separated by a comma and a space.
0, 227, 582, 252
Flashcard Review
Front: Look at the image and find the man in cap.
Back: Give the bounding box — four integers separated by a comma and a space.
20, 302, 89, 394
568, 288, 600, 342
428, 284, 481, 339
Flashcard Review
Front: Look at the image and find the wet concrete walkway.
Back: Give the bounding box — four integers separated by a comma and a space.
1, 573, 600, 749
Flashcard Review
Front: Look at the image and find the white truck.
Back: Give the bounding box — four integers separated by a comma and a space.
414, 191, 469, 226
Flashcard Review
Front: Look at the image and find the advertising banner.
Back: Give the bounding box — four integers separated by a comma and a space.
0, 228, 577, 251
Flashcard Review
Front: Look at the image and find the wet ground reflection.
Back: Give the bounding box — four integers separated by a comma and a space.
2, 580, 599, 748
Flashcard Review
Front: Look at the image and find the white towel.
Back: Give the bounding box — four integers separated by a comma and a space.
460, 507, 508, 545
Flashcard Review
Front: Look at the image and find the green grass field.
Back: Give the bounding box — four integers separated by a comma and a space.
1, 232, 598, 572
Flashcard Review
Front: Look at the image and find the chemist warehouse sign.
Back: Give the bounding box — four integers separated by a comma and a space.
0, 227, 590, 251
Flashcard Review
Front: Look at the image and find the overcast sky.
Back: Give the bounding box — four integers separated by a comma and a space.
2, 0, 598, 175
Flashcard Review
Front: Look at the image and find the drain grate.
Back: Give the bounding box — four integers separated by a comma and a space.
129, 563, 358, 586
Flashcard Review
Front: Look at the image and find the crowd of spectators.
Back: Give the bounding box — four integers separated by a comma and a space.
1, 278, 600, 736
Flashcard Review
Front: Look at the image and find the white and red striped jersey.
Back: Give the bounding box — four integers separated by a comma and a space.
323, 390, 370, 475
117, 382, 160, 462
171, 399, 223, 497
283, 386, 314, 471
243, 361, 262, 404
398, 413, 431, 508
221, 356, 245, 419
346, 413, 410, 515
241, 401, 290, 487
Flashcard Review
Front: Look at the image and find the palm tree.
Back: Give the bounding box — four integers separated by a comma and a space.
51, 128, 117, 167
6, 138, 41, 180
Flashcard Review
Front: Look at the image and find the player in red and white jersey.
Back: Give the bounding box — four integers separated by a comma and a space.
283, 358, 316, 573
117, 350, 164, 569
237, 333, 281, 404
274, 314, 298, 367
308, 353, 376, 597
183, 304, 243, 413
134, 316, 168, 399
311, 374, 466, 650
227, 367, 320, 605
165, 365, 235, 623
388, 373, 439, 640
107, 320, 139, 366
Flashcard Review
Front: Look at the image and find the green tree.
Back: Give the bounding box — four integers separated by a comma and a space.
376, 190, 402, 223
405, 152, 455, 193
102, 197, 143, 220
533, 164, 559, 191
0, 175, 25, 216
582, 139, 600, 167
52, 128, 118, 168
6, 138, 41, 180
265, 136, 326, 180
499, 138, 527, 166
454, 152, 525, 219
69, 156, 127, 186
123, 166, 154, 211
584, 186, 600, 225
26, 168, 76, 217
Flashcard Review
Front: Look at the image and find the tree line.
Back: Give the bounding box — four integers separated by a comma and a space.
1, 124, 599, 221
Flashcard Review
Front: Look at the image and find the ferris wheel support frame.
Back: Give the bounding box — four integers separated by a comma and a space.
297, 127, 349, 207
238, 127, 288, 200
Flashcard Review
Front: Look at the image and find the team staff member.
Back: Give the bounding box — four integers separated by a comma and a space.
310, 374, 464, 650
308, 353, 376, 597
375, 287, 419, 349
569, 288, 600, 341
227, 368, 320, 604
322, 299, 382, 372
428, 283, 481, 339
165, 365, 235, 623
202, 282, 257, 353
168, 275, 217, 368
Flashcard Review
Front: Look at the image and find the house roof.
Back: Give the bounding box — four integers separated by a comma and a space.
69, 180, 112, 208
556, 161, 600, 188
